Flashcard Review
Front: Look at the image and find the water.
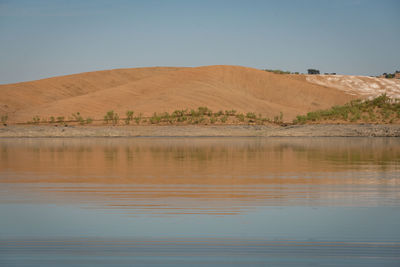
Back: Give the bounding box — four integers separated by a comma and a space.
0, 137, 399, 266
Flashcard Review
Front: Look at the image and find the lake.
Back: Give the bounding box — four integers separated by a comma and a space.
0, 137, 399, 266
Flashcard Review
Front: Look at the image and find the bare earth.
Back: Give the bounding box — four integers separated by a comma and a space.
1, 124, 399, 137
0, 65, 359, 123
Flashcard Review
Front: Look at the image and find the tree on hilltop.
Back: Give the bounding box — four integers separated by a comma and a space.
307, 69, 320, 75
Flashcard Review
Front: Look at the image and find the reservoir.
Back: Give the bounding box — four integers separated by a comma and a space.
0, 137, 399, 266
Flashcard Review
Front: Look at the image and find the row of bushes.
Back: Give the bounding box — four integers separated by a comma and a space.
380, 71, 399, 79
264, 69, 299, 75
21, 107, 284, 126
293, 94, 400, 124
103, 108, 284, 125
6, 95, 397, 126
27, 113, 93, 125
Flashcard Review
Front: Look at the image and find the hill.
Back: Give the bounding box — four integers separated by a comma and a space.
1, 65, 398, 124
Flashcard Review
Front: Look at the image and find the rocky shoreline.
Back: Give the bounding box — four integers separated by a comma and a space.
0, 124, 399, 138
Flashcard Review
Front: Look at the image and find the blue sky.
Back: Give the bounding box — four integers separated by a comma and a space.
0, 0, 399, 83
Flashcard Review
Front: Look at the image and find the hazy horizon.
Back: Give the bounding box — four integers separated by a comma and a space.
0, 0, 399, 84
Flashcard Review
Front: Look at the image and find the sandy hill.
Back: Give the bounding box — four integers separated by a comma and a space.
0, 67, 182, 115
1, 65, 397, 124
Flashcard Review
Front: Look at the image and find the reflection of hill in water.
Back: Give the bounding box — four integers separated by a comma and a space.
1, 138, 399, 214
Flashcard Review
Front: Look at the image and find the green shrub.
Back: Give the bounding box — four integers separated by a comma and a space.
112, 113, 119, 125
177, 116, 187, 122
246, 112, 256, 119
56, 116, 65, 123
273, 112, 283, 123
264, 69, 291, 74
134, 113, 142, 124
381, 108, 393, 120
293, 115, 307, 124
104, 110, 119, 125
262, 117, 271, 123
86, 118, 93, 124
104, 110, 114, 124
1, 114, 8, 125
198, 106, 212, 116
172, 109, 186, 118
150, 113, 161, 124
350, 112, 361, 122
160, 112, 170, 122
236, 113, 245, 122
197, 116, 206, 124
190, 109, 199, 117
225, 109, 237, 116
220, 115, 228, 123
72, 112, 85, 124
215, 110, 224, 116
306, 111, 320, 121
292, 94, 399, 124
32, 116, 40, 124
125, 110, 134, 124
368, 110, 376, 121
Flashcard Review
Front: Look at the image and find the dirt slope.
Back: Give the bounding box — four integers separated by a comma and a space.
0, 67, 183, 114
0, 65, 364, 123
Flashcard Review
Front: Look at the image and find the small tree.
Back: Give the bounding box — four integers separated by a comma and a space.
1, 114, 8, 125
134, 113, 142, 124
104, 110, 119, 125
246, 112, 256, 119
125, 110, 134, 124
307, 69, 320, 75
86, 117, 93, 124
72, 112, 85, 124
56, 116, 65, 123
112, 113, 119, 125
32, 116, 40, 124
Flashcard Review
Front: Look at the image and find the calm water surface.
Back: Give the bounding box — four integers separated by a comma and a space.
0, 137, 399, 266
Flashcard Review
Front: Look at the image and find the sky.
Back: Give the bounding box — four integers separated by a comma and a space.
0, 0, 399, 84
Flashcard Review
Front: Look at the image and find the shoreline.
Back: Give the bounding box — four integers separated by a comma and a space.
0, 124, 399, 138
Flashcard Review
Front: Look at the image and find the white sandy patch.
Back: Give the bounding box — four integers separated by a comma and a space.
306, 75, 400, 99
